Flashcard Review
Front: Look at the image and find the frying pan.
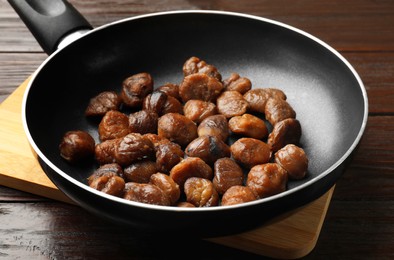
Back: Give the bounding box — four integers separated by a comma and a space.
9, 0, 368, 237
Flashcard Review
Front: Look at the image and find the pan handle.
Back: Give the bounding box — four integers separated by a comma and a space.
8, 0, 92, 54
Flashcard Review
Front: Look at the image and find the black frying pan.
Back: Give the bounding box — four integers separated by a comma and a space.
9, 0, 368, 237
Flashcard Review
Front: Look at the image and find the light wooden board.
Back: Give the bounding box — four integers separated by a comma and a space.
0, 78, 334, 259
208, 190, 333, 258
0, 78, 73, 204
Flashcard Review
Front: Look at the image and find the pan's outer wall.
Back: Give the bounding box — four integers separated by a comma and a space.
24, 12, 366, 236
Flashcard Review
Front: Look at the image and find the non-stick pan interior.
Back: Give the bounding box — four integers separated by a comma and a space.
25, 12, 366, 194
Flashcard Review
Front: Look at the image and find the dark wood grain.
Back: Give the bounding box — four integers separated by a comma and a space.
333, 116, 394, 200
0, 53, 46, 103
343, 53, 394, 115
0, 185, 46, 202
1, 0, 394, 52
0, 197, 264, 259
0, 0, 393, 259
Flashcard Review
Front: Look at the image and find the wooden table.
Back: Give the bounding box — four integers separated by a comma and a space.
1, 0, 393, 259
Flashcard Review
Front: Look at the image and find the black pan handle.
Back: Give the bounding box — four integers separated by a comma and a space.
8, 0, 92, 54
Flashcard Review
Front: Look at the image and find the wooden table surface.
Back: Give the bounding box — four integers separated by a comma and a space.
1, 0, 393, 259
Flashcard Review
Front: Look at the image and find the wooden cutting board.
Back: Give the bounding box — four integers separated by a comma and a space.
0, 78, 334, 259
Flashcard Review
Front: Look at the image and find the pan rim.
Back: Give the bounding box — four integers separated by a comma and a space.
21, 10, 368, 212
